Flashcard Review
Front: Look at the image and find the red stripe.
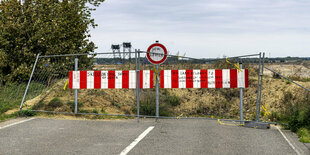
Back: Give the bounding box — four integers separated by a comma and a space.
186, 70, 193, 88
139, 70, 143, 88
69, 71, 73, 89
80, 71, 87, 89
200, 70, 208, 88
245, 69, 249, 88
122, 70, 129, 89
230, 69, 238, 88
150, 70, 154, 88
94, 71, 101, 89
171, 70, 179, 88
215, 70, 223, 88
108, 71, 115, 89
160, 70, 164, 88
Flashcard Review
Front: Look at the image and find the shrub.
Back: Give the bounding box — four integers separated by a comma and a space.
111, 101, 120, 108
18, 110, 36, 117
166, 95, 181, 106
280, 90, 310, 133
101, 108, 105, 113
297, 128, 310, 143
268, 111, 280, 122
45, 97, 63, 111
92, 108, 99, 114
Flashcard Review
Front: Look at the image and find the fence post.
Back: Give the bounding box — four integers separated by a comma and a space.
136, 49, 140, 122
155, 65, 159, 122
240, 62, 243, 124
19, 53, 40, 110
255, 52, 262, 121
257, 52, 265, 121
74, 58, 78, 114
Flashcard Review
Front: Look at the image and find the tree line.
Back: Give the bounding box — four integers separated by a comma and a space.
0, 0, 104, 84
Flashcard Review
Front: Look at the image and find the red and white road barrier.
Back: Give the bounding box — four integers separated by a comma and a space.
160, 69, 248, 88
69, 70, 153, 89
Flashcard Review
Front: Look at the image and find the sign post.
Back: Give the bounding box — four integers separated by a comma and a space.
146, 41, 168, 121
155, 65, 159, 121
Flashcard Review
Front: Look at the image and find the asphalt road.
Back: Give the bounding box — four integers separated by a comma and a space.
0, 118, 309, 155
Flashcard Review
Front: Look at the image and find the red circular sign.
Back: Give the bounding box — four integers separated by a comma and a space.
146, 43, 168, 65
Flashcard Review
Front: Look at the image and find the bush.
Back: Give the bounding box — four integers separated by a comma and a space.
18, 110, 35, 117
111, 101, 120, 108
297, 128, 310, 143
92, 108, 99, 114
45, 98, 63, 111
101, 108, 105, 113
166, 95, 181, 106
280, 90, 310, 133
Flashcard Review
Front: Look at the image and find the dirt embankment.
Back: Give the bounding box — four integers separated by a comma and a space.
21, 63, 310, 121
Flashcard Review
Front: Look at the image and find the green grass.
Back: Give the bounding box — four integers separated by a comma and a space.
0, 82, 44, 122
297, 128, 310, 143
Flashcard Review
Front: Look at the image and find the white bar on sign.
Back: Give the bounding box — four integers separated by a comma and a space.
129, 70, 136, 89
208, 69, 215, 88
222, 69, 230, 88
143, 70, 150, 88
164, 70, 171, 88
193, 70, 201, 88
87, 71, 94, 89
73, 71, 80, 89
237, 69, 245, 88
115, 71, 122, 89
178, 70, 186, 88
101, 71, 108, 89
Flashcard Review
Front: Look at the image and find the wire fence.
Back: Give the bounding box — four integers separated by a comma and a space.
0, 49, 304, 124
14, 51, 266, 122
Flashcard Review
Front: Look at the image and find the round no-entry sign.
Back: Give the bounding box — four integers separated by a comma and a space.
146, 42, 168, 65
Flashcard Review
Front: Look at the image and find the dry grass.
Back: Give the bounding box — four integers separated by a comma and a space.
19, 62, 310, 121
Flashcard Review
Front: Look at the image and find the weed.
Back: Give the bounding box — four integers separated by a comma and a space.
67, 101, 83, 109
166, 95, 181, 106
101, 108, 105, 113
92, 108, 99, 114
45, 97, 63, 111
18, 110, 36, 117
297, 128, 310, 143
79, 109, 92, 113
268, 111, 280, 122
111, 101, 121, 108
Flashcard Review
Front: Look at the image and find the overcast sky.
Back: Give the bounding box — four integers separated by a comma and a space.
89, 0, 310, 58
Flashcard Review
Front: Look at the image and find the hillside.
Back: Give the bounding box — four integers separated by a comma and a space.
18, 63, 310, 122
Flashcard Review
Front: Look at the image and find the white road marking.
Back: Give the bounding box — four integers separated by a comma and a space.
120, 126, 155, 155
276, 126, 301, 155
0, 118, 35, 130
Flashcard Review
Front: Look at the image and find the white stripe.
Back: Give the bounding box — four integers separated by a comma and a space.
193, 70, 201, 88
208, 69, 215, 88
129, 70, 136, 89
237, 69, 245, 88
276, 126, 301, 155
115, 71, 122, 89
179, 70, 186, 88
222, 69, 230, 88
0, 118, 35, 130
164, 70, 171, 88
143, 70, 150, 88
87, 71, 94, 89
101, 71, 108, 89
120, 126, 155, 155
73, 71, 80, 89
